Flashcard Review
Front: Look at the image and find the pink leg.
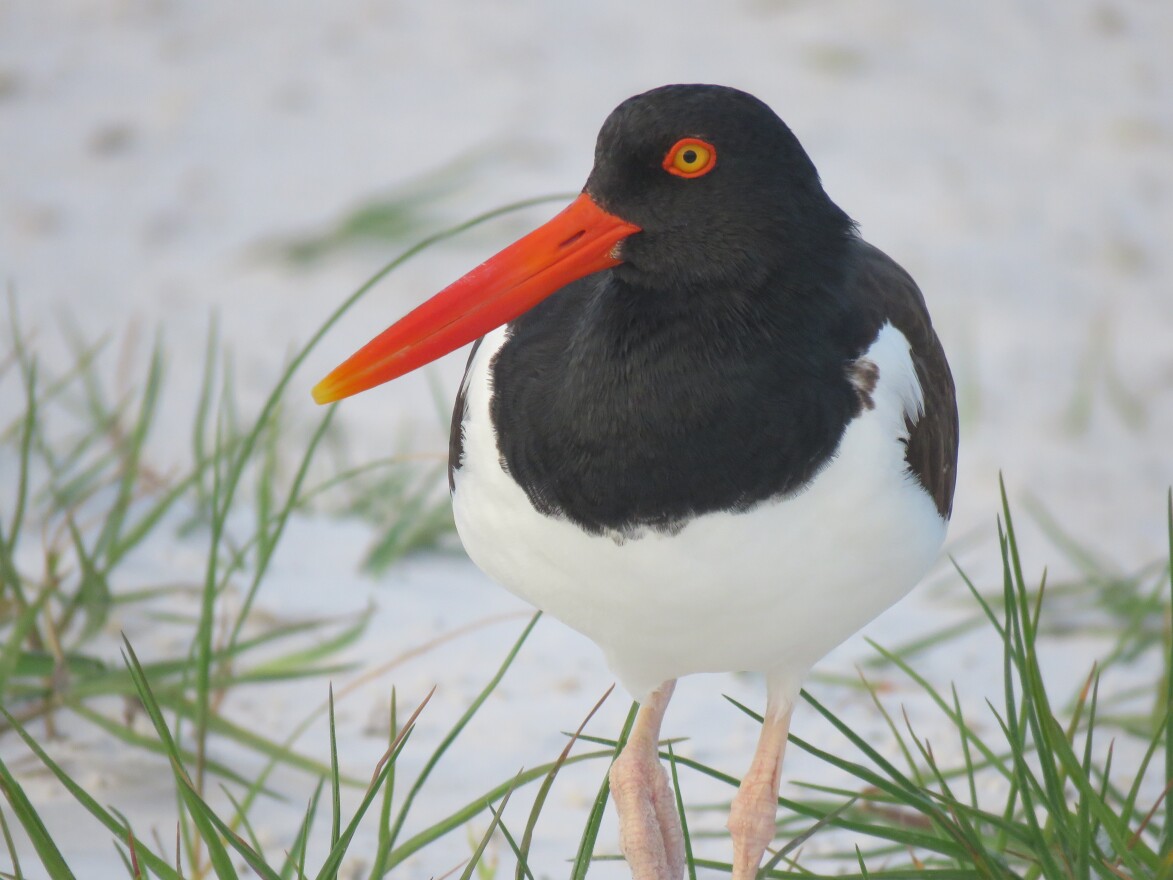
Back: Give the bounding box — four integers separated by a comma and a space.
609, 680, 684, 880
728, 691, 795, 880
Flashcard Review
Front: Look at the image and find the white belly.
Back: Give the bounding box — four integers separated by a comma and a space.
452, 323, 947, 701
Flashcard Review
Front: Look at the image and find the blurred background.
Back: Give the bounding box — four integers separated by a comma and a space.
1, 1, 1171, 875
4, 1, 1172, 561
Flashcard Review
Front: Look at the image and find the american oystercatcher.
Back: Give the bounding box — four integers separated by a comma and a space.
314, 84, 958, 880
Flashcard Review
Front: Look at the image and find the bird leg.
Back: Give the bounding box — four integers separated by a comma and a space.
609, 680, 684, 880
728, 695, 795, 880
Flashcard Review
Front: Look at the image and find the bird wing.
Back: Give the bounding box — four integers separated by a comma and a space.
854, 241, 959, 519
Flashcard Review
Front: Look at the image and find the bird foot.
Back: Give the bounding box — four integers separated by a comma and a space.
609, 750, 685, 880
728, 774, 779, 880
727, 707, 793, 880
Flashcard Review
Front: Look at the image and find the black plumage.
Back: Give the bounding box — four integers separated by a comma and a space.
448, 85, 957, 534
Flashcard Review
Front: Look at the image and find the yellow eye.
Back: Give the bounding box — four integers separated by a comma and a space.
663, 138, 717, 178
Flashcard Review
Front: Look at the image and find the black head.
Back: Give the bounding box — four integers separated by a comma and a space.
585, 84, 855, 293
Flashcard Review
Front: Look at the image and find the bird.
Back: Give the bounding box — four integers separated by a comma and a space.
312, 84, 958, 880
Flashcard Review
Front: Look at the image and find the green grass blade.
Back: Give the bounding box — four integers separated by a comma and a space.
760, 794, 859, 876
0, 753, 76, 879
60, 513, 111, 640
738, 694, 941, 820
368, 688, 398, 880
279, 778, 324, 880
1044, 712, 1159, 873
517, 684, 614, 880
458, 773, 520, 880
329, 686, 341, 865
190, 316, 220, 515
688, 859, 986, 879
170, 771, 274, 880
93, 339, 164, 571
191, 404, 229, 798
900, 713, 1003, 877
382, 751, 613, 869
1076, 674, 1099, 880
995, 513, 1063, 877
488, 804, 533, 880
383, 613, 540, 852
631, 744, 948, 856
115, 689, 363, 785
951, 684, 980, 811
2, 327, 37, 562
0, 805, 23, 880
0, 589, 53, 699
311, 688, 433, 880
122, 638, 241, 878
217, 785, 267, 865
0, 707, 179, 879
1121, 708, 1168, 836
108, 471, 201, 569
112, 840, 136, 879
856, 666, 924, 784
229, 405, 337, 652
666, 743, 696, 880
1165, 487, 1173, 861
859, 615, 984, 670
69, 703, 268, 791
254, 408, 278, 567
724, 697, 982, 859
570, 700, 638, 880
865, 639, 1015, 787
952, 556, 1006, 640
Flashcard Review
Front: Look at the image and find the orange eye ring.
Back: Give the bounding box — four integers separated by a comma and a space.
662, 138, 717, 178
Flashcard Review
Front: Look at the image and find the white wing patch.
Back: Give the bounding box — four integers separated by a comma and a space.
867, 322, 925, 432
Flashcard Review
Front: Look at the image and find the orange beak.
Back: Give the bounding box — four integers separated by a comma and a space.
312, 193, 641, 405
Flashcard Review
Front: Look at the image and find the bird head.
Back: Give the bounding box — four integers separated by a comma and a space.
313, 84, 849, 405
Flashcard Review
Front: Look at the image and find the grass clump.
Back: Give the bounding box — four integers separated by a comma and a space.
0, 198, 567, 877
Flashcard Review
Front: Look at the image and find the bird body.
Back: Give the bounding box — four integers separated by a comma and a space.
453, 308, 944, 702
314, 84, 958, 880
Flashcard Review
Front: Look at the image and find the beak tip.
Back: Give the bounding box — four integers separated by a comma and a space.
311, 379, 339, 405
